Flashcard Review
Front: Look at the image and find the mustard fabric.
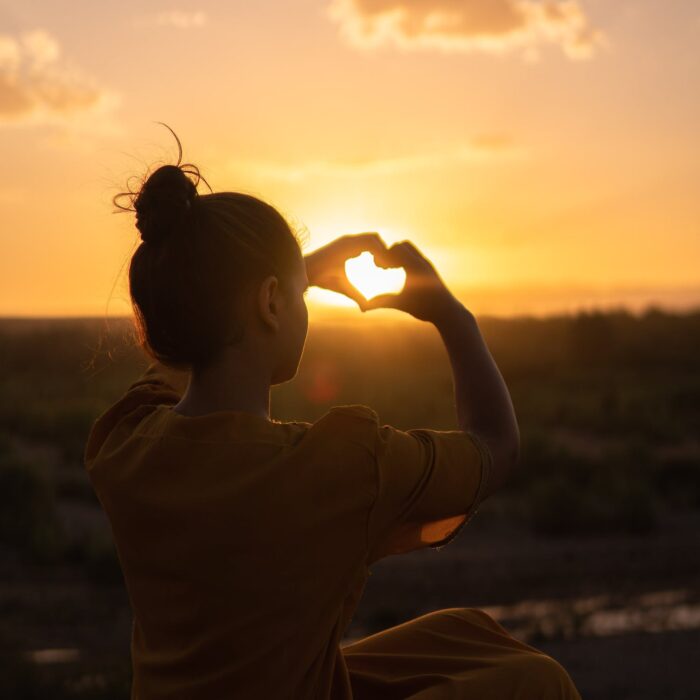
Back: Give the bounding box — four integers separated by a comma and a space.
342, 608, 581, 699
84, 362, 579, 699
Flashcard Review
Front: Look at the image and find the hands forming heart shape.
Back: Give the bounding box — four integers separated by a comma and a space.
304, 232, 458, 321
304, 232, 405, 311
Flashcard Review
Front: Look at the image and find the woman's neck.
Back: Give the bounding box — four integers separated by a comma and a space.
173, 343, 272, 419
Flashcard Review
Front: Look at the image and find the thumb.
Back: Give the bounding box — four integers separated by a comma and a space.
362, 293, 403, 312
331, 277, 368, 311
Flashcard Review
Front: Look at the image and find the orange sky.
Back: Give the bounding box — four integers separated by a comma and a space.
1, 1, 699, 318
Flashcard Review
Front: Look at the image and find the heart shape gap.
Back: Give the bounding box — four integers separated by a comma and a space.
345, 251, 406, 300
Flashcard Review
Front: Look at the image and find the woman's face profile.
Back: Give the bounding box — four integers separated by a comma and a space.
270, 248, 309, 385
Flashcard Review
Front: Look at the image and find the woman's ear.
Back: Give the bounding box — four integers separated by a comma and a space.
257, 275, 281, 332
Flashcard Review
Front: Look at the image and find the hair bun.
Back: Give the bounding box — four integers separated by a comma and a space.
134, 165, 198, 245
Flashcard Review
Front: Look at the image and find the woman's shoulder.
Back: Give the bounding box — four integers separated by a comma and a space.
83, 362, 181, 468
310, 404, 381, 434
298, 404, 382, 457
326, 404, 379, 422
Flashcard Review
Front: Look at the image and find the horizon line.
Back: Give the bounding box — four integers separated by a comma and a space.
1, 302, 698, 324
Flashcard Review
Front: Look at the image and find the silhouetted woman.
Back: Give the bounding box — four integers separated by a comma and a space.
85, 130, 581, 699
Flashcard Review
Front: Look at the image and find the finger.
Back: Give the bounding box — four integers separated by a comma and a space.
372, 242, 422, 271
331, 275, 369, 310
398, 241, 424, 259
337, 232, 390, 261
362, 292, 403, 312
395, 241, 427, 264
398, 241, 434, 270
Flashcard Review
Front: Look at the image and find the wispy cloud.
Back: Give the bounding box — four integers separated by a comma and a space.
328, 0, 606, 61
137, 10, 208, 30
0, 29, 119, 128
230, 135, 523, 183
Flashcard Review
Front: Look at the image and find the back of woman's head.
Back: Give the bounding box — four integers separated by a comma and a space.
114, 128, 303, 372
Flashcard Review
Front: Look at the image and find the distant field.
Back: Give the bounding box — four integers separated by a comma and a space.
1, 310, 699, 698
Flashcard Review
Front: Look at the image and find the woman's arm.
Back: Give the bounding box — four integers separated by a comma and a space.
431, 300, 520, 499
364, 241, 520, 499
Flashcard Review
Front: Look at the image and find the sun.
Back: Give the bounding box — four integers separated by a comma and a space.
344, 251, 406, 300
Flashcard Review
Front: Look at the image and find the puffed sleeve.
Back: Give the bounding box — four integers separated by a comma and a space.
125, 361, 190, 397
363, 411, 492, 564
84, 361, 189, 466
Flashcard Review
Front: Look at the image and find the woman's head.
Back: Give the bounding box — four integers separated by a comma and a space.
115, 130, 309, 383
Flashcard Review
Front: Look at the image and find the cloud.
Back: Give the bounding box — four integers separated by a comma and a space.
139, 10, 208, 29
0, 29, 119, 128
230, 135, 522, 183
327, 0, 605, 60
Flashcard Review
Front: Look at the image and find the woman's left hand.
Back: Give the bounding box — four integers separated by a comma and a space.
304, 232, 390, 310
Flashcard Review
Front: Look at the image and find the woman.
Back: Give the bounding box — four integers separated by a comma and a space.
84, 133, 581, 699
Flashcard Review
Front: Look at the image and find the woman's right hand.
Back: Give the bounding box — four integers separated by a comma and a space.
364, 241, 463, 324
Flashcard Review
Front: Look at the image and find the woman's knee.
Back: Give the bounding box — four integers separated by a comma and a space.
506, 651, 581, 699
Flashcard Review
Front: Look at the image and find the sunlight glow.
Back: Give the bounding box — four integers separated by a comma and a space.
1, 2, 698, 317
345, 252, 406, 300
307, 287, 357, 307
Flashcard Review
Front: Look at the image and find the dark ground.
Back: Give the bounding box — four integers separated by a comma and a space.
1, 312, 699, 698
3, 500, 699, 699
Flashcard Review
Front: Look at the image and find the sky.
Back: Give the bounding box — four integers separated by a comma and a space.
1, 0, 698, 318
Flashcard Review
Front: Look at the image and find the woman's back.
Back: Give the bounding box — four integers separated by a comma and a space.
93, 141, 580, 698
84, 363, 487, 699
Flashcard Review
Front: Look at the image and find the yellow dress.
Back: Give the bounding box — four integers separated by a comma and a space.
84, 362, 580, 699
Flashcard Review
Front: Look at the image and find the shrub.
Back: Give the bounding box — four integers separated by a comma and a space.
0, 454, 64, 562
65, 531, 124, 585
528, 470, 656, 536
654, 457, 700, 508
